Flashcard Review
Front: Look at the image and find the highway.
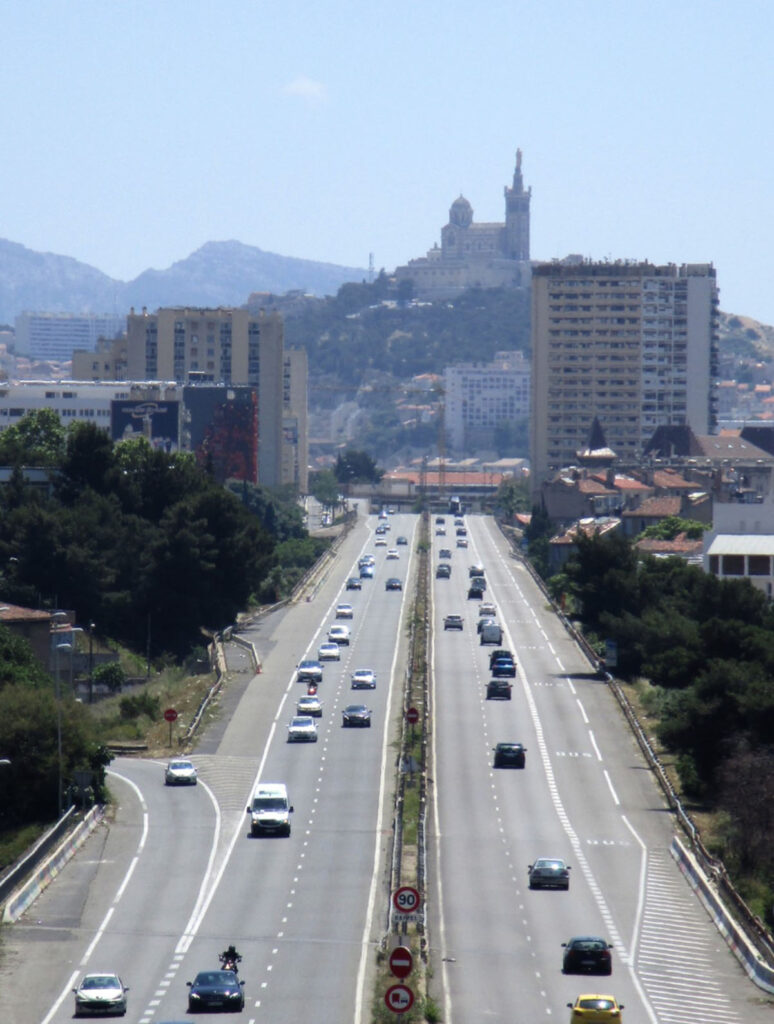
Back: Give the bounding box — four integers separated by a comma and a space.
1, 509, 771, 1024
0, 510, 417, 1024
429, 513, 766, 1024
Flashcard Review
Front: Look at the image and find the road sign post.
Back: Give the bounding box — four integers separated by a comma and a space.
163, 707, 178, 746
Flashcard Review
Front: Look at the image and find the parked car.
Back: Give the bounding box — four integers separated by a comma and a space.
164, 759, 197, 785
351, 668, 377, 689
493, 742, 527, 768
73, 973, 129, 1017
444, 614, 464, 631
486, 679, 513, 700
287, 715, 318, 742
528, 857, 570, 889
385, 578, 403, 591
346, 576, 362, 590
566, 995, 623, 1022
187, 970, 245, 1013
562, 937, 614, 975
342, 704, 372, 727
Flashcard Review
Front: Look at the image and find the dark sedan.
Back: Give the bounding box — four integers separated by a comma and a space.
486, 679, 512, 700
187, 970, 245, 1012
562, 936, 613, 975
493, 742, 526, 768
342, 704, 372, 727
528, 857, 570, 889
385, 577, 403, 591
345, 576, 362, 590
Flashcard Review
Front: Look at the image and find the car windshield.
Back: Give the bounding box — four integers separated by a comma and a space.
170, 761, 192, 770
536, 859, 562, 869
82, 976, 119, 990
574, 939, 607, 950
579, 998, 615, 1009
254, 797, 286, 811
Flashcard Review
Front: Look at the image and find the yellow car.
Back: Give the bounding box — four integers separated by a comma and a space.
567, 995, 624, 1022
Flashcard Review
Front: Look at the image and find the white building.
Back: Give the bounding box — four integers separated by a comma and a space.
15, 313, 126, 361
0, 380, 140, 430
444, 350, 530, 452
704, 500, 774, 599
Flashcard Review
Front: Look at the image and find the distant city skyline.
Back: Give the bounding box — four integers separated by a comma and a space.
1, 1, 773, 324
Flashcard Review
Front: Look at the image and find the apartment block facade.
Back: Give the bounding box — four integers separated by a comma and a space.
15, 312, 126, 361
530, 260, 718, 494
444, 350, 530, 452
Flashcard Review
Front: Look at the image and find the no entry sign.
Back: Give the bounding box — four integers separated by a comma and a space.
163, 708, 178, 722
406, 707, 419, 724
388, 946, 414, 979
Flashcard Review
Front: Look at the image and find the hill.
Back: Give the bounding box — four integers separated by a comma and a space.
0, 238, 366, 323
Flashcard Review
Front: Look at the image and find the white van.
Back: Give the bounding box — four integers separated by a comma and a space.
246, 783, 294, 837
480, 622, 503, 646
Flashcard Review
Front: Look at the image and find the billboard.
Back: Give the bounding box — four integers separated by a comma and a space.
111, 399, 180, 450
183, 386, 258, 484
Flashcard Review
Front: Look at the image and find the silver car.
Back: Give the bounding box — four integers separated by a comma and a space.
287, 715, 318, 742
164, 759, 197, 785
73, 973, 128, 1016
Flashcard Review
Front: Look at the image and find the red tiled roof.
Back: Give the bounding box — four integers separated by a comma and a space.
622, 496, 682, 518
0, 603, 51, 623
651, 469, 695, 490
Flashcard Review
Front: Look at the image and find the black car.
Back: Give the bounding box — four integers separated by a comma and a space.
187, 970, 245, 1012
346, 576, 362, 590
528, 857, 570, 889
486, 679, 512, 700
342, 704, 372, 727
468, 564, 485, 578
562, 936, 613, 975
493, 742, 527, 768
359, 564, 375, 579
439, 548, 452, 559
444, 614, 464, 630
491, 657, 516, 678
385, 578, 402, 591
468, 583, 485, 600
396, 535, 408, 545
436, 563, 451, 579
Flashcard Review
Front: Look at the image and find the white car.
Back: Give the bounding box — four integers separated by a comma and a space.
351, 668, 376, 689
375, 536, 387, 547
386, 548, 399, 560
287, 715, 318, 742
328, 624, 351, 645
318, 642, 341, 661
478, 603, 497, 618
336, 603, 354, 619
297, 694, 323, 717
164, 759, 197, 785
456, 537, 468, 548
73, 974, 128, 1017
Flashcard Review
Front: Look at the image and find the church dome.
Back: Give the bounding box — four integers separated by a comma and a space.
449, 194, 473, 228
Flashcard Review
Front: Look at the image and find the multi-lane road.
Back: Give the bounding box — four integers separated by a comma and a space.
0, 510, 770, 1023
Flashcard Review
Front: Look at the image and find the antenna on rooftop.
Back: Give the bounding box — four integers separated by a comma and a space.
368, 252, 375, 283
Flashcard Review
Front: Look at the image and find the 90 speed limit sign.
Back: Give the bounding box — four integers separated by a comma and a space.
392, 886, 421, 914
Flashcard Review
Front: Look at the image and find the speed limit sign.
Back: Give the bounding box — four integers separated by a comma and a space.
392, 886, 421, 914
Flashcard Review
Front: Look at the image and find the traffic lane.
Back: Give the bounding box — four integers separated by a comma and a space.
167, 535, 413, 1021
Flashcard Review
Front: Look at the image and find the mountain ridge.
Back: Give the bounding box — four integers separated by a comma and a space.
0, 237, 367, 324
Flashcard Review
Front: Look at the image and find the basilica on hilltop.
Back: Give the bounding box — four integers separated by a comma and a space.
394, 150, 532, 298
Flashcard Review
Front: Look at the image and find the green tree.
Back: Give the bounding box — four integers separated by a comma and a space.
637, 515, 709, 541
93, 662, 126, 693
334, 449, 383, 484
494, 476, 530, 520
309, 469, 340, 510
0, 408, 66, 467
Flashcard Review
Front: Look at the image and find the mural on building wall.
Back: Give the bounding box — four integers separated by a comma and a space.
110, 399, 180, 450
184, 386, 258, 484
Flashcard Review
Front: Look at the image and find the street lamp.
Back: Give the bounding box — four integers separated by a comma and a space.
55, 642, 72, 818
88, 622, 95, 704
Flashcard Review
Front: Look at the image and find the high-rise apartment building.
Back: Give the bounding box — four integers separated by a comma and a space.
125, 308, 286, 486
530, 260, 718, 494
444, 350, 530, 452
15, 312, 126, 362
282, 348, 309, 493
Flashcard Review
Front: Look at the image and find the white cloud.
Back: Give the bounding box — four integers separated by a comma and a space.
282, 76, 328, 105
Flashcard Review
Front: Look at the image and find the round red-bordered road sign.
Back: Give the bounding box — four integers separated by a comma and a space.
388, 945, 414, 979
385, 984, 414, 1013
406, 707, 419, 724
392, 886, 421, 913
163, 708, 178, 723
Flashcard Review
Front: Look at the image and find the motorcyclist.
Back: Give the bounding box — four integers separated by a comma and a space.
219, 945, 242, 971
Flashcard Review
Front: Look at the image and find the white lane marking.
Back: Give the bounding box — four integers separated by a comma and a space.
589, 730, 602, 761
353, 518, 418, 1024
603, 769, 620, 805
576, 698, 589, 724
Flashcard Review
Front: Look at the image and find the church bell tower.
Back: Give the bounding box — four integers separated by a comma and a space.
504, 149, 531, 261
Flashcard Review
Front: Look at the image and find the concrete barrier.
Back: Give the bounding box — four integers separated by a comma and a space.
672, 836, 774, 993
2, 805, 104, 923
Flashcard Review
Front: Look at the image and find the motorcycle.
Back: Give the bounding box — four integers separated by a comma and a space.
307, 681, 318, 696
219, 953, 242, 975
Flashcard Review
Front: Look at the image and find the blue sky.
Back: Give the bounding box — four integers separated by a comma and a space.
2, 0, 773, 323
